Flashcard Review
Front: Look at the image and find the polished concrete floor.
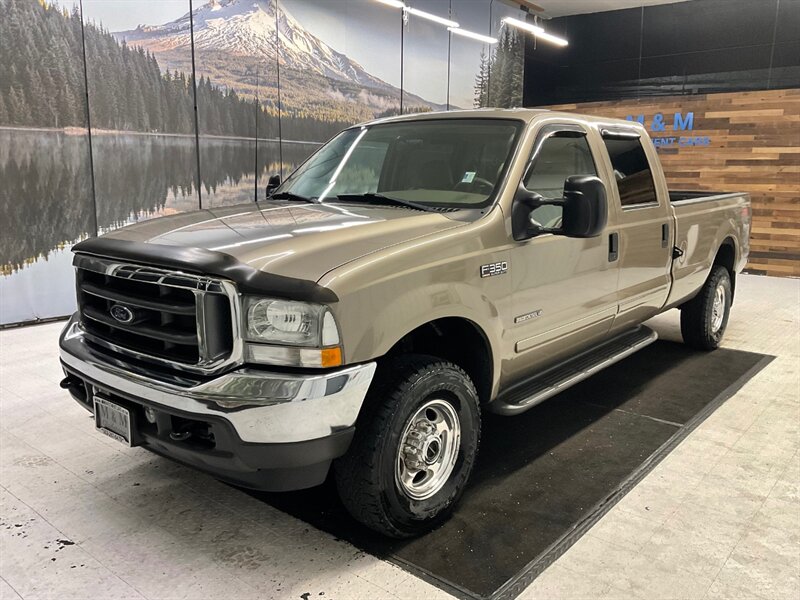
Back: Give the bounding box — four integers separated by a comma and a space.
1, 273, 798, 600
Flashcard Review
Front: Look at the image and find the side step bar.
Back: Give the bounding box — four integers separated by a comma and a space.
492, 326, 658, 416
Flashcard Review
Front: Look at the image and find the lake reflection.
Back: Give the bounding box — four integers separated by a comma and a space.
0, 129, 318, 324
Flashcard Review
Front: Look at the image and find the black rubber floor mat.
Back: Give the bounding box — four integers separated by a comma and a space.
252, 341, 772, 600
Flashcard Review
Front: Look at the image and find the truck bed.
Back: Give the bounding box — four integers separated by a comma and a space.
666, 190, 751, 309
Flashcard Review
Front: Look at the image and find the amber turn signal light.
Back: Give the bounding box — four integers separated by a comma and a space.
320, 346, 343, 368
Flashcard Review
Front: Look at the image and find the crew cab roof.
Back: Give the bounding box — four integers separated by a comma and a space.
358, 107, 644, 130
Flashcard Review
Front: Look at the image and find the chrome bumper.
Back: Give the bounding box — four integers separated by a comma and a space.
59, 316, 376, 444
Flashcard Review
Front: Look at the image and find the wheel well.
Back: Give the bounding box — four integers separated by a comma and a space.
714, 238, 737, 300
386, 318, 493, 405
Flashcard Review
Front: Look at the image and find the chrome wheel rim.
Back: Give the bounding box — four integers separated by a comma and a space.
395, 399, 461, 501
711, 283, 726, 333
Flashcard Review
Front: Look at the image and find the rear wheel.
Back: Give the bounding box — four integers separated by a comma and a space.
334, 355, 480, 538
680, 265, 732, 350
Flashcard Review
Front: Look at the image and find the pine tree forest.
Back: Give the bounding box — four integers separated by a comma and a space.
0, 0, 350, 141
473, 27, 524, 109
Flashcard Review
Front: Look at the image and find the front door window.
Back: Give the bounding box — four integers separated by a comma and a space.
523, 133, 598, 228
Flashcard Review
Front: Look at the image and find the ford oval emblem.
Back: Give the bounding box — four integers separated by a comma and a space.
110, 304, 134, 324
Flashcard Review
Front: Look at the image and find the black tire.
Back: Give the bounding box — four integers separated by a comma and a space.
680, 265, 732, 350
334, 354, 481, 538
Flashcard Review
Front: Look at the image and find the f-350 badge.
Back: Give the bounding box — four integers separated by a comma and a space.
480, 261, 508, 278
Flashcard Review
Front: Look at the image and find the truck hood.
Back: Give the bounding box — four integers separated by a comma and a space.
102, 201, 466, 282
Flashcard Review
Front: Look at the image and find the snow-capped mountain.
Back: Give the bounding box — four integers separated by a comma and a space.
116, 0, 393, 93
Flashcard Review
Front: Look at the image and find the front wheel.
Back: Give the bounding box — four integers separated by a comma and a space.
680, 265, 732, 350
334, 355, 480, 538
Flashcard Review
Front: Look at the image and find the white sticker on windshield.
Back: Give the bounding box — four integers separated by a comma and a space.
461, 171, 476, 183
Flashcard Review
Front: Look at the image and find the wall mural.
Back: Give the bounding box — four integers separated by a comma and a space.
0, 0, 525, 325
0, 0, 94, 324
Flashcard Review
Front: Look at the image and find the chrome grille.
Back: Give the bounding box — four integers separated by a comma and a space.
74, 255, 241, 374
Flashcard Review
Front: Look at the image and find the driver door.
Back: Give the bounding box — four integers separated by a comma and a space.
507, 123, 620, 383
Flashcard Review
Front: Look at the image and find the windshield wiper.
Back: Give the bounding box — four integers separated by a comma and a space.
332, 193, 433, 212
268, 191, 319, 204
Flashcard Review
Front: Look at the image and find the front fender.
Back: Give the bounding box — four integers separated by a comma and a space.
352, 280, 502, 359
342, 281, 503, 400
319, 208, 511, 397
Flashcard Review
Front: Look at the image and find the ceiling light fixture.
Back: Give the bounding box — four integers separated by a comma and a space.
529, 28, 569, 47
373, 1, 461, 30
374, 0, 406, 8
502, 16, 568, 47
447, 27, 498, 44
404, 6, 459, 28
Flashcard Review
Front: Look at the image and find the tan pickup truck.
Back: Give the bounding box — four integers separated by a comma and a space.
59, 109, 751, 537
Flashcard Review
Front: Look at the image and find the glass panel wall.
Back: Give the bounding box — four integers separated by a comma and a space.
1, 0, 530, 325
0, 0, 93, 323
450, 0, 493, 110
83, 0, 201, 233
402, 0, 451, 114
192, 0, 282, 207
487, 0, 525, 107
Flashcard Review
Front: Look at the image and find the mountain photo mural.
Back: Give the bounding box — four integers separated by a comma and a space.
0, 0, 525, 325
115, 0, 444, 129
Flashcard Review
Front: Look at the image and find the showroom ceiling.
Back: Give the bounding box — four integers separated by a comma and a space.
517, 0, 692, 18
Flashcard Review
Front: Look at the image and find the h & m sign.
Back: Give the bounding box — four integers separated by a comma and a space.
626, 111, 710, 150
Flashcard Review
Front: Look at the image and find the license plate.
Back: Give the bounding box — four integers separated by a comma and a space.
94, 395, 133, 446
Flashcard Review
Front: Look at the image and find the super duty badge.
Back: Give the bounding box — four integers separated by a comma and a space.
480, 261, 508, 278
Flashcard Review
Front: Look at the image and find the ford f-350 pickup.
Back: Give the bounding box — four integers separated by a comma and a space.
59, 109, 751, 537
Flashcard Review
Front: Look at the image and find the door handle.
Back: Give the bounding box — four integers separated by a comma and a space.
608, 232, 619, 262
661, 223, 669, 248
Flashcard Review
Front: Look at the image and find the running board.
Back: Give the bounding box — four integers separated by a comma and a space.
492, 326, 658, 416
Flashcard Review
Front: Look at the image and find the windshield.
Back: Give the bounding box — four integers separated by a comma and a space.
278, 119, 523, 209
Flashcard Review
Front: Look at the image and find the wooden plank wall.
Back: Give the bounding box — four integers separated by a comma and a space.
544, 89, 800, 277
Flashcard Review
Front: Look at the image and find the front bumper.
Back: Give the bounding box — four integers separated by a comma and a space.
59, 315, 376, 491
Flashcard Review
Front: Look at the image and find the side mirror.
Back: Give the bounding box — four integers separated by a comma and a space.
511, 175, 607, 241
561, 175, 608, 238
266, 174, 281, 197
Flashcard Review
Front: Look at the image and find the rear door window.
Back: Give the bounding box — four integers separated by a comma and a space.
601, 136, 658, 207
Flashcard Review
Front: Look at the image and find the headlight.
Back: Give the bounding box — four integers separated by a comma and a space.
242, 297, 342, 368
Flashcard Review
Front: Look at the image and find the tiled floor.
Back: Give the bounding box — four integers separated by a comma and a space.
1, 273, 798, 600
